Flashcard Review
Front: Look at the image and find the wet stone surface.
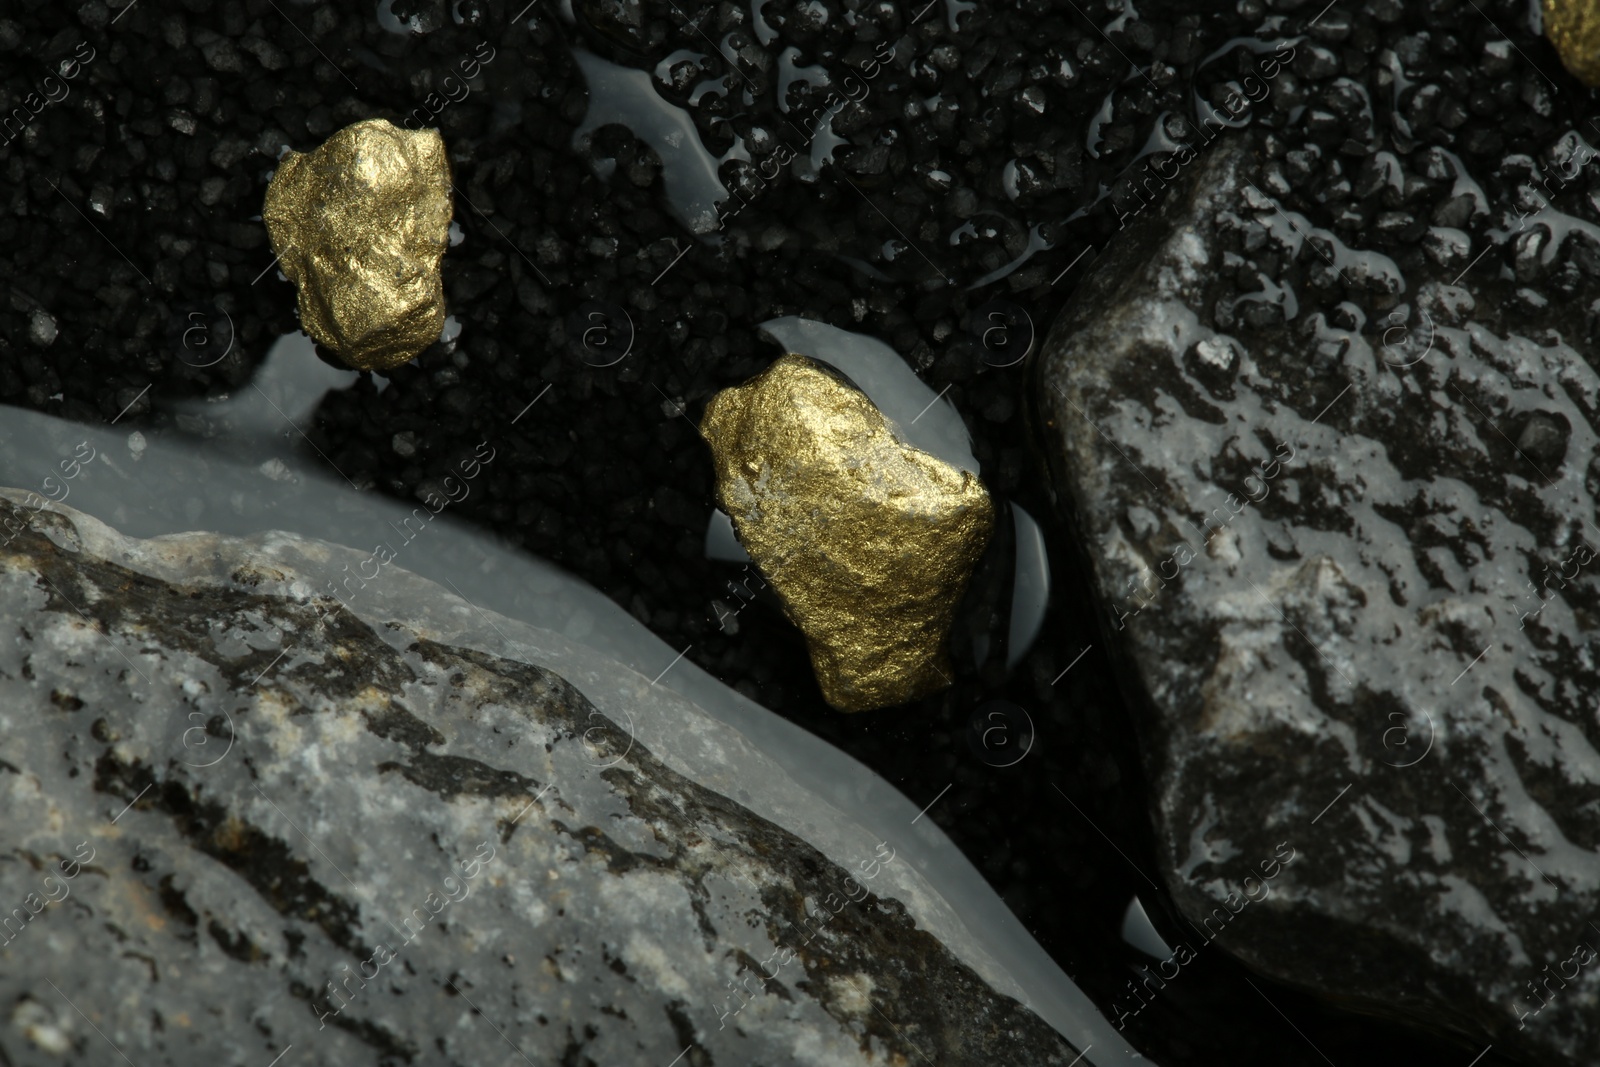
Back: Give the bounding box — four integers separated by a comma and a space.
1038, 125, 1600, 1065
3, 0, 1597, 1063
0, 495, 1080, 1067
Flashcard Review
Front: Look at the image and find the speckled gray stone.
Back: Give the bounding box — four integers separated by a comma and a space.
0, 493, 1086, 1067
1038, 133, 1600, 1064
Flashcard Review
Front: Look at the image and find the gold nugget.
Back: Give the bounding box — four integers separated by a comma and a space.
1546, 0, 1600, 85
701, 355, 994, 712
262, 118, 452, 371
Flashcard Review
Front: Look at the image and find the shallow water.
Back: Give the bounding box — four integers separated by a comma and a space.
0, 342, 1135, 1062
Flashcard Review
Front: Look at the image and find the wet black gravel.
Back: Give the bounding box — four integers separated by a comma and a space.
1, 0, 1589, 1063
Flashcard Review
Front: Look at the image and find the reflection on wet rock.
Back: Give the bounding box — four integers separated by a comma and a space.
1007, 502, 1051, 669
701, 354, 994, 712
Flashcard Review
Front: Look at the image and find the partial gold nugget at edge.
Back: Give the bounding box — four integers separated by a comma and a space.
701, 354, 995, 712
1545, 0, 1600, 85
263, 118, 452, 371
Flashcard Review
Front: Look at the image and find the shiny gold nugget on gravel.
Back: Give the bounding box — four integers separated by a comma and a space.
700, 354, 994, 712
1545, 0, 1600, 85
263, 118, 452, 371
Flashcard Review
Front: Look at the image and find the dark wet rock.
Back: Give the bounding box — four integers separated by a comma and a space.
576, 0, 650, 59
0, 493, 1085, 1067
1037, 131, 1600, 1066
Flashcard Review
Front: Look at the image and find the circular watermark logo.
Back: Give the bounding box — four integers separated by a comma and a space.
578, 706, 635, 769
967, 700, 1035, 767
1378, 709, 1434, 769
970, 300, 1035, 368
1379, 308, 1434, 369
160, 706, 237, 769
567, 302, 634, 368
177, 307, 235, 369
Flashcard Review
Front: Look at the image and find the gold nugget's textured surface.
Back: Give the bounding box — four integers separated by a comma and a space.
701, 354, 994, 712
1546, 0, 1600, 85
263, 118, 452, 370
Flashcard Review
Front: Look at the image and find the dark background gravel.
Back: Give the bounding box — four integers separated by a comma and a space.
2, 0, 1588, 1062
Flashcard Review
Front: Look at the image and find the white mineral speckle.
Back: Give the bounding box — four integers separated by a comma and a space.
1174, 229, 1208, 286
1196, 336, 1236, 369
13, 999, 70, 1054
827, 973, 874, 1015
28, 310, 57, 347
1206, 524, 1242, 565
1177, 796, 1240, 883
622, 928, 692, 1000
1421, 816, 1452, 865
258, 458, 294, 482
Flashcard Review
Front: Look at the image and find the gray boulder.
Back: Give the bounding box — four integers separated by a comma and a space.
1038, 132, 1600, 1065
0, 489, 1094, 1066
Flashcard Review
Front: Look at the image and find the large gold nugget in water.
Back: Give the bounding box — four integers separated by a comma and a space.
701, 354, 994, 712
1546, 0, 1600, 85
262, 118, 452, 370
